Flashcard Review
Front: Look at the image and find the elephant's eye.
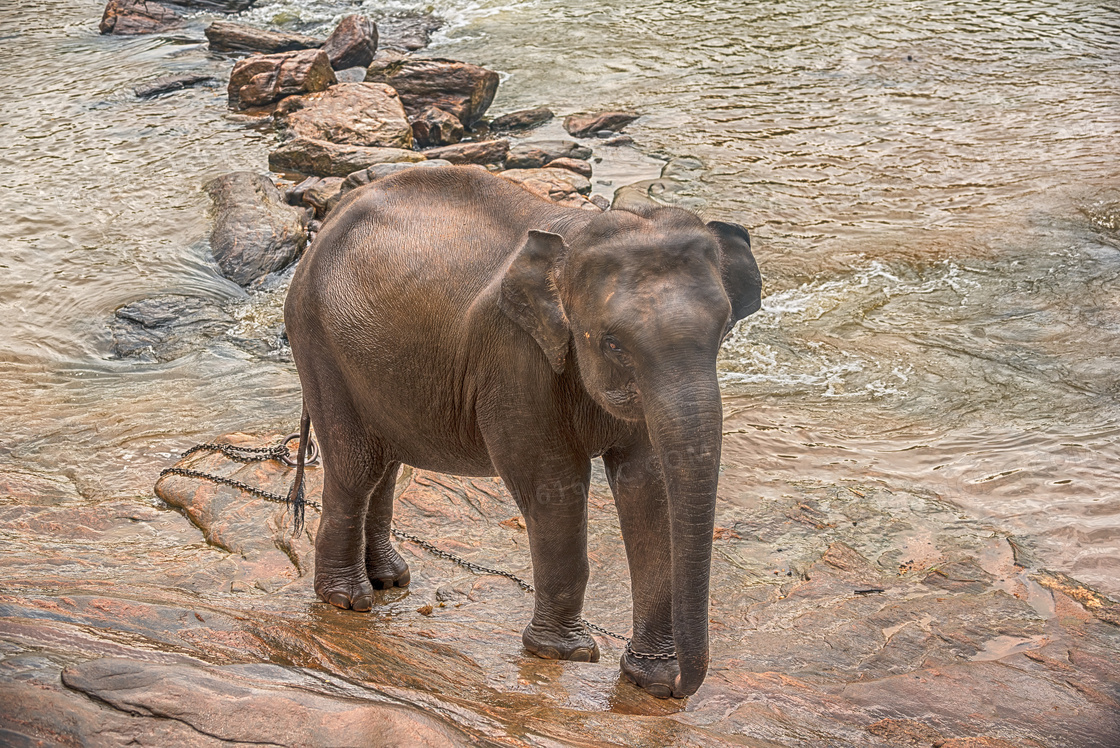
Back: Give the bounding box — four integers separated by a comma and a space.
603, 336, 624, 354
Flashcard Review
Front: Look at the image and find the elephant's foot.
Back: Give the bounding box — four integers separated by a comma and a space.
621, 646, 682, 699
365, 541, 411, 590
315, 562, 374, 612
522, 618, 600, 662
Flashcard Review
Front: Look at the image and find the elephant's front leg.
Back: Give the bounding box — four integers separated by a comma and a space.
502, 457, 599, 663
603, 437, 679, 698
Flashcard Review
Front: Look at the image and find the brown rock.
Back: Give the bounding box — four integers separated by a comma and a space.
411, 106, 464, 148
544, 157, 592, 178
421, 140, 508, 165
505, 140, 592, 169
364, 52, 499, 126
275, 82, 412, 149
205, 20, 323, 55
269, 137, 425, 177
322, 14, 378, 70
867, 717, 945, 745
499, 168, 593, 205
134, 73, 217, 98
490, 107, 554, 132
227, 49, 336, 110
301, 177, 345, 218
564, 111, 639, 138
99, 0, 182, 35
377, 13, 442, 51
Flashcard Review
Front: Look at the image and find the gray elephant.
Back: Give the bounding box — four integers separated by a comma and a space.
284, 165, 761, 698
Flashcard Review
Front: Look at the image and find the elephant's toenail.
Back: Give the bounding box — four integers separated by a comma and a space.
570, 648, 592, 662
352, 595, 373, 612
328, 593, 350, 609
646, 683, 673, 699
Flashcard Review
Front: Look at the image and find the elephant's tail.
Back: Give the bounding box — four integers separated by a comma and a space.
286, 402, 312, 536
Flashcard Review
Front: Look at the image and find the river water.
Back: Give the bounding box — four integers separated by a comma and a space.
1, 0, 1118, 595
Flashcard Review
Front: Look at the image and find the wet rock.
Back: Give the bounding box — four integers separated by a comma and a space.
589, 193, 611, 211
490, 107, 554, 133
564, 111, 639, 138
108, 295, 233, 361
322, 14, 379, 71
227, 49, 336, 110
335, 159, 455, 205
364, 52, 499, 126
499, 167, 595, 209
170, 0, 252, 10
274, 82, 413, 149
505, 140, 592, 169
377, 13, 442, 52
411, 106, 465, 148
612, 155, 706, 211
133, 74, 217, 98
300, 177, 344, 218
205, 172, 309, 286
600, 134, 635, 147
544, 157, 592, 178
421, 139, 509, 165
205, 20, 323, 55
269, 137, 425, 177
99, 0, 182, 35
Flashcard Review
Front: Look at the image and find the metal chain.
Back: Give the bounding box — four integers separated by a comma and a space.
159, 440, 676, 659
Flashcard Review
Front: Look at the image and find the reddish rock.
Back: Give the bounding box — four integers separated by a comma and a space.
421, 139, 508, 165
205, 20, 323, 55
490, 107, 554, 132
99, 0, 181, 35
227, 49, 336, 110
563, 111, 639, 138
505, 140, 591, 170
269, 137, 425, 177
364, 52, 499, 126
411, 106, 464, 148
499, 167, 595, 209
544, 157, 592, 178
322, 14, 378, 70
275, 82, 413, 149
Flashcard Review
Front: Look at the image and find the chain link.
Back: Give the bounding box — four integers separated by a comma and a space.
159, 440, 677, 658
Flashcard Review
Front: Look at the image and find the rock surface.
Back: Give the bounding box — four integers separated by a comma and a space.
227, 49, 337, 110
376, 13, 442, 51
269, 137, 425, 177
322, 14, 379, 70
411, 106, 465, 147
545, 157, 593, 177
99, 0, 182, 35
108, 295, 233, 361
133, 73, 217, 98
205, 172, 309, 286
499, 167, 596, 209
364, 52, 499, 126
564, 111, 640, 138
490, 107, 554, 132
275, 82, 413, 149
421, 139, 509, 165
505, 140, 592, 169
205, 20, 323, 55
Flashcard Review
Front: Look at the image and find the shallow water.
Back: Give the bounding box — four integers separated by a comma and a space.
1, 0, 1118, 594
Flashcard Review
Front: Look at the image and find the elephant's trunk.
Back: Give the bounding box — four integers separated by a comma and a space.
640, 365, 723, 697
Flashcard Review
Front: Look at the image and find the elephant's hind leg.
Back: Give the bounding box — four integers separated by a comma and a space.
363, 461, 410, 589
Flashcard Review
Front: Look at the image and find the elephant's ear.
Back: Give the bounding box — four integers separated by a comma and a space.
707, 220, 762, 324
499, 230, 571, 374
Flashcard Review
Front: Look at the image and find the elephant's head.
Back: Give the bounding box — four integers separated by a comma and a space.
499, 207, 762, 696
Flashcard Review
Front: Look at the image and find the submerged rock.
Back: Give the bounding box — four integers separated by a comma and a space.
420, 139, 509, 165
269, 137, 425, 177
612, 156, 707, 211
364, 52, 499, 126
505, 140, 592, 170
564, 111, 639, 138
490, 107, 554, 133
275, 82, 413, 149
227, 49, 336, 110
99, 0, 182, 35
377, 13, 442, 51
109, 295, 233, 361
133, 74, 217, 98
205, 20, 323, 55
205, 172, 309, 286
322, 14, 379, 71
410, 106, 465, 148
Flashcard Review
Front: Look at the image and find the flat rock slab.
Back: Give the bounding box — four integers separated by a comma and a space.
564, 111, 639, 138
269, 137, 425, 177
491, 107, 554, 133
109, 294, 234, 361
276, 82, 413, 149
133, 73, 218, 98
3, 429, 1119, 747
365, 51, 499, 126
228, 49, 336, 110
421, 139, 509, 165
205, 20, 323, 55
506, 139, 593, 169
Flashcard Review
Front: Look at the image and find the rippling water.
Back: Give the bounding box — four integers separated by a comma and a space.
1, 0, 1118, 593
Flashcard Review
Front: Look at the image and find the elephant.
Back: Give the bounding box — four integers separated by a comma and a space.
283, 165, 761, 698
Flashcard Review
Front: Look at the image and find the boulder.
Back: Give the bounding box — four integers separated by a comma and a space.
99, 0, 182, 35
490, 107, 554, 133
227, 49, 336, 110
504, 140, 592, 169
563, 111, 639, 138
109, 295, 233, 361
364, 52, 499, 126
205, 172, 309, 286
205, 20, 323, 55
337, 159, 454, 195
377, 13, 442, 51
499, 167, 595, 209
421, 140, 508, 166
134, 74, 217, 98
269, 137, 425, 177
411, 106, 464, 148
322, 15, 378, 70
275, 82, 413, 149
544, 157, 591, 178
300, 177, 345, 218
